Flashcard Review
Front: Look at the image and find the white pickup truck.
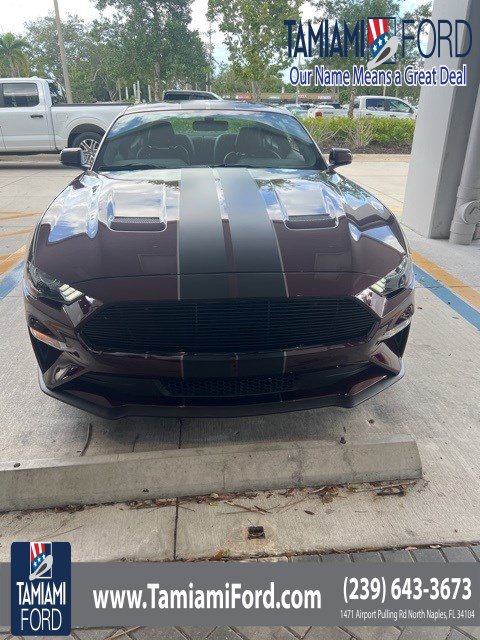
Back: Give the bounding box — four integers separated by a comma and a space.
0, 77, 127, 160
351, 95, 416, 118
307, 96, 416, 119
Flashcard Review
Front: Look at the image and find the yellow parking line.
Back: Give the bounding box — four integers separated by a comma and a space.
0, 211, 40, 216
412, 249, 480, 311
0, 227, 32, 238
0, 245, 26, 278
0, 212, 40, 221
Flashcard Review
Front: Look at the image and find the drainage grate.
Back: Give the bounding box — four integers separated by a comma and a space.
248, 526, 265, 540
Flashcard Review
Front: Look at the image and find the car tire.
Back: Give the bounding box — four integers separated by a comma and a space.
71, 131, 103, 164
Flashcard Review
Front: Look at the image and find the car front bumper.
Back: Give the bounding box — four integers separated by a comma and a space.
25, 273, 414, 419
38, 362, 405, 419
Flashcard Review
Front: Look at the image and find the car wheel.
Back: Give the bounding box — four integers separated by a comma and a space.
72, 132, 103, 165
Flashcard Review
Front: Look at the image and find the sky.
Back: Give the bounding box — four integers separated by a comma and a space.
0, 0, 428, 67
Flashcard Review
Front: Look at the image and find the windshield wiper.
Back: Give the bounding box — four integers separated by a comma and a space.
213, 163, 265, 168
97, 163, 165, 172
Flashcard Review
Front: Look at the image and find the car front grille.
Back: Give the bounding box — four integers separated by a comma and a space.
79, 297, 376, 354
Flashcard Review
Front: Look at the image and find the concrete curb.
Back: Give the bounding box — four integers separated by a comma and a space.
0, 435, 422, 511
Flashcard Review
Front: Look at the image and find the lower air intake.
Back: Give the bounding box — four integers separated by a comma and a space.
159, 373, 298, 397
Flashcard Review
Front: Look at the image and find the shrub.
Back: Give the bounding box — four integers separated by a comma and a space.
347, 118, 374, 149
368, 118, 416, 146
301, 116, 415, 151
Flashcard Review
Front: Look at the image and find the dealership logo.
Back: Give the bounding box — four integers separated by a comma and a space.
367, 18, 399, 69
285, 16, 471, 88
11, 541, 71, 636
30, 542, 54, 580
284, 17, 472, 61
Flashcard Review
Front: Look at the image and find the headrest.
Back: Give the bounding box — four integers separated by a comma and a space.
149, 122, 176, 147
270, 132, 290, 157
236, 126, 263, 155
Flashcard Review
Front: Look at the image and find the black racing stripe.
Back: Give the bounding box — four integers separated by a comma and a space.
178, 168, 229, 299
217, 168, 287, 297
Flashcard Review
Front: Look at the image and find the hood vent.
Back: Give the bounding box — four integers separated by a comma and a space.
285, 214, 337, 229
107, 182, 167, 232
110, 216, 166, 232
259, 178, 343, 230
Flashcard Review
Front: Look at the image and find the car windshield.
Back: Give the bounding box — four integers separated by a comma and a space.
93, 109, 325, 172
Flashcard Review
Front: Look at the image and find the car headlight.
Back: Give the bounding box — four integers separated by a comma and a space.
26, 262, 83, 304
369, 255, 413, 296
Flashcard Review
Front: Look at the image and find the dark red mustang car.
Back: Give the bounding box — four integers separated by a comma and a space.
24, 102, 414, 418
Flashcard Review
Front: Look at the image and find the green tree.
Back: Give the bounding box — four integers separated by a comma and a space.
94, 0, 206, 100
208, 0, 301, 101
89, 18, 142, 100
24, 13, 154, 102
25, 15, 101, 101
212, 63, 246, 97
212, 62, 285, 98
0, 33, 30, 76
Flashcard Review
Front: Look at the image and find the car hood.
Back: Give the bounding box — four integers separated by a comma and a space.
33, 167, 407, 287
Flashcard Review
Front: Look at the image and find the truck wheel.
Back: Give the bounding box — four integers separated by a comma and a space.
71, 131, 103, 164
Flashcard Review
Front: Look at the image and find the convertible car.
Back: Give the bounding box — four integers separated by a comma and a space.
24, 101, 414, 418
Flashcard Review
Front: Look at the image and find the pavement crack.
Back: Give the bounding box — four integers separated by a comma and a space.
132, 433, 140, 452
178, 417, 184, 449
173, 417, 184, 560
79, 422, 93, 456
173, 497, 180, 561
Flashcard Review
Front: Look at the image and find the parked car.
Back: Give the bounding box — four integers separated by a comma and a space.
24, 101, 414, 418
284, 103, 315, 111
284, 103, 315, 118
0, 77, 127, 161
305, 97, 416, 119
307, 105, 337, 118
163, 89, 222, 101
353, 96, 416, 118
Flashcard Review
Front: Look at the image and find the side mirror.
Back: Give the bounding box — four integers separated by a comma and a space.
60, 148, 89, 169
328, 147, 352, 172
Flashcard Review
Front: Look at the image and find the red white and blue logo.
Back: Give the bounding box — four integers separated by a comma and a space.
30, 541, 54, 580
367, 18, 399, 70
11, 541, 71, 636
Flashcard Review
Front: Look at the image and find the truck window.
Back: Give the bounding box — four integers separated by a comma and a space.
388, 99, 411, 113
164, 92, 184, 101
366, 97, 386, 111
48, 81, 67, 105
2, 83, 40, 107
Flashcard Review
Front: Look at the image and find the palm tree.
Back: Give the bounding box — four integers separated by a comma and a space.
0, 33, 30, 77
